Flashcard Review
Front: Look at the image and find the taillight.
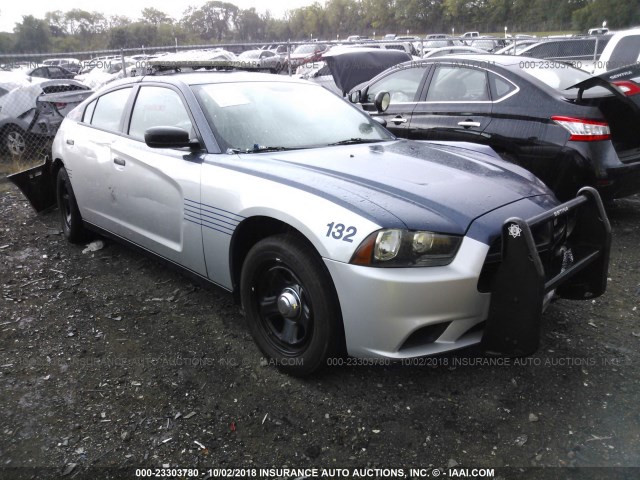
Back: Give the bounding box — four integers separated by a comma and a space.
551, 116, 611, 142
612, 80, 640, 96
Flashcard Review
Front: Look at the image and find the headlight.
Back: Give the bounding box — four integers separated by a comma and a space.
350, 229, 462, 267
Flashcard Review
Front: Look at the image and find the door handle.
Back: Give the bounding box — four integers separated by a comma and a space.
66, 139, 74, 145
113, 157, 126, 166
458, 120, 481, 128
392, 116, 408, 124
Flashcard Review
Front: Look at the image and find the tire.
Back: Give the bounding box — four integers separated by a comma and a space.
2, 126, 27, 158
56, 167, 86, 243
240, 234, 342, 376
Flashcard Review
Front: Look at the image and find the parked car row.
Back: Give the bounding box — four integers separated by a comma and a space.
345, 54, 640, 201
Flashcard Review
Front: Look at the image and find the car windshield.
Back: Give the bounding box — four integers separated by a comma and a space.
293, 44, 316, 54
193, 81, 394, 151
425, 41, 448, 48
239, 51, 260, 59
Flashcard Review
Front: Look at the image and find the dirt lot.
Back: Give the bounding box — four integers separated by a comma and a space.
0, 170, 639, 480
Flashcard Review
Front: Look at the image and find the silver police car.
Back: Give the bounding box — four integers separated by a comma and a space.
10, 70, 611, 376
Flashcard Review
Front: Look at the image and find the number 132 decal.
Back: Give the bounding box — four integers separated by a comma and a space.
326, 222, 357, 242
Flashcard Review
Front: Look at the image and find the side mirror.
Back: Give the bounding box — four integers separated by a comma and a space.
145, 126, 197, 149
348, 90, 361, 103
374, 91, 391, 113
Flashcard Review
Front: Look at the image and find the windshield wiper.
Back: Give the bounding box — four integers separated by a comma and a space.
327, 138, 386, 146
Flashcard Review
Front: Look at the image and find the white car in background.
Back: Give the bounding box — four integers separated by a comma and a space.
592, 28, 640, 74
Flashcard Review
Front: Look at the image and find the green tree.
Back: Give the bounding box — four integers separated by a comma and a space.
573, 0, 640, 30
325, 0, 362, 38
141, 8, 174, 26
234, 8, 265, 41
181, 1, 239, 41
14, 15, 51, 53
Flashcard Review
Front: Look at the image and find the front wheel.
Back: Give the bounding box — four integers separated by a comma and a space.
240, 234, 342, 376
56, 167, 86, 243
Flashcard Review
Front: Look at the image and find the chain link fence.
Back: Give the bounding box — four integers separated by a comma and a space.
0, 36, 608, 170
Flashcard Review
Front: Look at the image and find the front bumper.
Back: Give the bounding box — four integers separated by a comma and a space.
324, 236, 491, 359
326, 187, 611, 359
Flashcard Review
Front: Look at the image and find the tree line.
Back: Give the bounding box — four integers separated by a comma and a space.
0, 0, 638, 55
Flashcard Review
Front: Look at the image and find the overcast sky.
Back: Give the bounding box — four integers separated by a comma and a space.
0, 0, 319, 33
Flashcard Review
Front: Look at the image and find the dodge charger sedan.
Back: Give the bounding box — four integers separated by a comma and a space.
10, 70, 611, 376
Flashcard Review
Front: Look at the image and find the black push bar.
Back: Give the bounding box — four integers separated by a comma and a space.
481, 187, 611, 356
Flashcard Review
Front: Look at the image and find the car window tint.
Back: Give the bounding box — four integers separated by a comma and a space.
31, 68, 48, 78
526, 42, 559, 58
90, 88, 131, 132
489, 73, 516, 99
129, 87, 193, 142
366, 67, 426, 104
427, 66, 489, 101
83, 100, 97, 123
608, 35, 640, 69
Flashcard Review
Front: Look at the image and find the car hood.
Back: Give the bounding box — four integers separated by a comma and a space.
322, 48, 412, 95
228, 140, 552, 236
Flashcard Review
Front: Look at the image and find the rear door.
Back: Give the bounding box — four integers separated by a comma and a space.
64, 86, 135, 232
408, 63, 493, 142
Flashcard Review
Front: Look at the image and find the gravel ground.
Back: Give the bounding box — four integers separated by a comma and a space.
0, 176, 639, 480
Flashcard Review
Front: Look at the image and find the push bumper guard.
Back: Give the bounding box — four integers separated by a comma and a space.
481, 187, 611, 356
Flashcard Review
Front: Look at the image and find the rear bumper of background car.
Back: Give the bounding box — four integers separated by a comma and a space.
326, 188, 611, 360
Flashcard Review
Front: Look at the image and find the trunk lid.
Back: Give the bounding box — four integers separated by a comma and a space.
567, 64, 640, 163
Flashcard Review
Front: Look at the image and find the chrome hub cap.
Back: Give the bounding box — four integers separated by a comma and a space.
277, 288, 301, 319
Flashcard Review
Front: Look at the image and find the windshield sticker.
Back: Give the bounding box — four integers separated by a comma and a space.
208, 90, 250, 108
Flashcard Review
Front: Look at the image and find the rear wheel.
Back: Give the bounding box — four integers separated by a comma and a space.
240, 234, 342, 376
56, 167, 86, 243
2, 126, 27, 158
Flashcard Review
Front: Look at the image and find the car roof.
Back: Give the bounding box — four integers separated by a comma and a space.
133, 70, 313, 88
410, 54, 522, 66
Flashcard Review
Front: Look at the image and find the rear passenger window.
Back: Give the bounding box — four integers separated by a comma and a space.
90, 88, 132, 132
489, 73, 517, 100
83, 100, 97, 123
427, 66, 489, 101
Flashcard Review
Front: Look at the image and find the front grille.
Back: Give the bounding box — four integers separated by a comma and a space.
478, 214, 572, 293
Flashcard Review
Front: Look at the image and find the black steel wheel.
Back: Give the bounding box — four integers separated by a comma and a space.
56, 167, 86, 243
240, 234, 342, 376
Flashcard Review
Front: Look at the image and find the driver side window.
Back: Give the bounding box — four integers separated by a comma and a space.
128, 86, 194, 142
366, 67, 426, 104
